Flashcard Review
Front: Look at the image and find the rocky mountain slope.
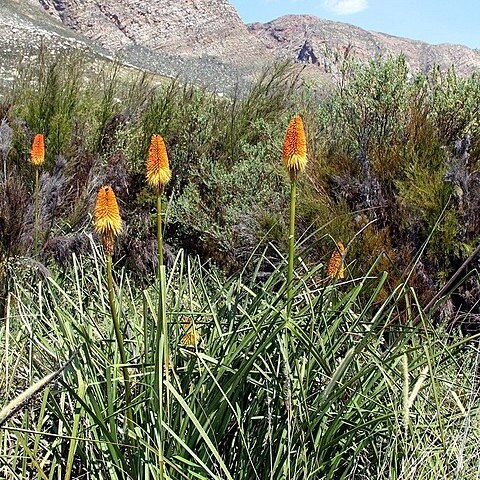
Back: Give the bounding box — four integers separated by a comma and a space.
0, 0, 110, 88
1, 0, 479, 92
38, 0, 268, 61
35, 0, 269, 89
0, 0, 267, 92
249, 15, 480, 77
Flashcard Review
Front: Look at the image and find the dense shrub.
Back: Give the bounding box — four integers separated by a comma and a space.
304, 57, 480, 310
0, 53, 479, 317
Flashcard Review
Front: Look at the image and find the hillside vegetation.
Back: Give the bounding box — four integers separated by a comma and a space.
1, 54, 479, 315
0, 53, 479, 479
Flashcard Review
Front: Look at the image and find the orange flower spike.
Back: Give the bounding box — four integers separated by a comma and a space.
146, 134, 172, 191
282, 115, 307, 180
327, 241, 346, 280
181, 318, 202, 348
31, 134, 45, 167
94, 185, 122, 254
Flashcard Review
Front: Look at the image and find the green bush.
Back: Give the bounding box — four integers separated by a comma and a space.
1, 53, 479, 310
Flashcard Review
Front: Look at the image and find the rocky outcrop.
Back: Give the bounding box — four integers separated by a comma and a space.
297, 41, 318, 65
36, 0, 269, 64
2, 1, 480, 93
249, 15, 480, 77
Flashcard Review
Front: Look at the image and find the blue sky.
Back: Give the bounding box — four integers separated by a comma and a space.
230, 0, 480, 48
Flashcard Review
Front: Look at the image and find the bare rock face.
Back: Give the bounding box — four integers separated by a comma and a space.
3, 1, 480, 92
37, 0, 268, 63
249, 15, 480, 77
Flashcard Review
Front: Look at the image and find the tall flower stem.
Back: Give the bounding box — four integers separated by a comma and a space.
30, 134, 45, 255
284, 178, 298, 480
146, 134, 172, 478
156, 191, 164, 268
286, 179, 297, 319
106, 254, 133, 432
34, 168, 39, 256
156, 190, 169, 387
282, 115, 306, 480
155, 189, 169, 480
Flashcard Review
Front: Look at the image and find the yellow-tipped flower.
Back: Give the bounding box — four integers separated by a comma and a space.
31, 134, 45, 167
146, 134, 172, 191
180, 318, 202, 348
282, 115, 307, 180
327, 241, 346, 280
94, 185, 122, 255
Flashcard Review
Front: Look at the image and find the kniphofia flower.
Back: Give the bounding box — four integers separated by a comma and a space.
327, 241, 346, 280
94, 185, 122, 255
282, 115, 307, 180
146, 134, 172, 191
180, 318, 202, 348
31, 134, 45, 167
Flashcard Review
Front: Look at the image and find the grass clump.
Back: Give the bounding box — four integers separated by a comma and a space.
1, 248, 479, 479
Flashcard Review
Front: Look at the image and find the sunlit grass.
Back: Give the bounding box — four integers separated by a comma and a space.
0, 240, 479, 479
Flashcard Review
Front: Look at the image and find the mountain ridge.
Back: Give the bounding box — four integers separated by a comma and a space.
1, 0, 479, 92
36, 0, 269, 61
248, 14, 480, 77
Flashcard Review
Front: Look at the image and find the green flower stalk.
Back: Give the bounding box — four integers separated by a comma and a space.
146, 134, 172, 479
282, 115, 307, 317
94, 185, 133, 432
30, 134, 45, 256
281, 115, 307, 477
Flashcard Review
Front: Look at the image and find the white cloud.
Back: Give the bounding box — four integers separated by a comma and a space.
323, 0, 368, 15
